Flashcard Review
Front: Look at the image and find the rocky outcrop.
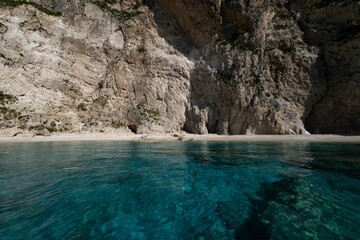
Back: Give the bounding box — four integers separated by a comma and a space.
159, 0, 325, 134
0, 0, 191, 133
0, 0, 358, 135
291, 0, 360, 134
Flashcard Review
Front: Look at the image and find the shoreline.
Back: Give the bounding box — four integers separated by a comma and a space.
0, 133, 359, 143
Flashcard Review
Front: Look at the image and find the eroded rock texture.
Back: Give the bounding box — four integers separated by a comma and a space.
0, 0, 359, 134
292, 0, 360, 134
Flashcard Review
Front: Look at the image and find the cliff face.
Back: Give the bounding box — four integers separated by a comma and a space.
0, 0, 358, 135
291, 0, 360, 134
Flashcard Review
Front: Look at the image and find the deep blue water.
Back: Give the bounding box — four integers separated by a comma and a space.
0, 141, 359, 240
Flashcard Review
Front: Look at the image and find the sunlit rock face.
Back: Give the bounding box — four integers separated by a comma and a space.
0, 0, 358, 134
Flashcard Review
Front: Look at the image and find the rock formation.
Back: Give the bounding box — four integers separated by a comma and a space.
0, 0, 359, 135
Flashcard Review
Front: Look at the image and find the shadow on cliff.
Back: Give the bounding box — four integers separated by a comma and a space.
302, 50, 328, 134
293, 0, 360, 135
152, 1, 336, 135
152, 2, 198, 57
151, 1, 216, 134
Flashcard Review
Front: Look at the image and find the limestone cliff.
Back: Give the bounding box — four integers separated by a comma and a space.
292, 0, 360, 134
0, 0, 359, 135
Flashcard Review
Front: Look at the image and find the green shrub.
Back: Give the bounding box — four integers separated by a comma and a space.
104, 0, 117, 4
0, 91, 17, 105
93, 96, 108, 107
137, 45, 147, 53
274, 24, 287, 30
77, 103, 87, 111
216, 71, 238, 86
278, 42, 295, 53
276, 12, 292, 20
28, 124, 57, 133
19, 124, 27, 130
144, 108, 160, 119
0, 106, 18, 120
17, 114, 30, 122
272, 92, 279, 99
132, 0, 143, 9
136, 102, 160, 120
111, 120, 126, 129
93, 1, 140, 22
216, 27, 249, 50
0, 0, 61, 16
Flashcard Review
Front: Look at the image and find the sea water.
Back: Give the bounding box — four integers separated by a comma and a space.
0, 141, 359, 239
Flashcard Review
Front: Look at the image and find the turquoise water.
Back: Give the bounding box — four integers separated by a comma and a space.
0, 141, 359, 240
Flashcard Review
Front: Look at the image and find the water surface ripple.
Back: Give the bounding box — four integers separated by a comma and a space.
0, 141, 359, 239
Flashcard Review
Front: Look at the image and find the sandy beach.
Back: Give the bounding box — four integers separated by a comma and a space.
0, 132, 359, 143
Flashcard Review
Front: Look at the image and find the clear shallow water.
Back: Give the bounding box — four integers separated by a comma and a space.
0, 141, 359, 240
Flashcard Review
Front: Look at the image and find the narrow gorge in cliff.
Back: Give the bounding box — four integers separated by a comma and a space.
0, 0, 359, 135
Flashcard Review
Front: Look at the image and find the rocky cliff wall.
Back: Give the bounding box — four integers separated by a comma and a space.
0, 0, 358, 135
292, 0, 360, 134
